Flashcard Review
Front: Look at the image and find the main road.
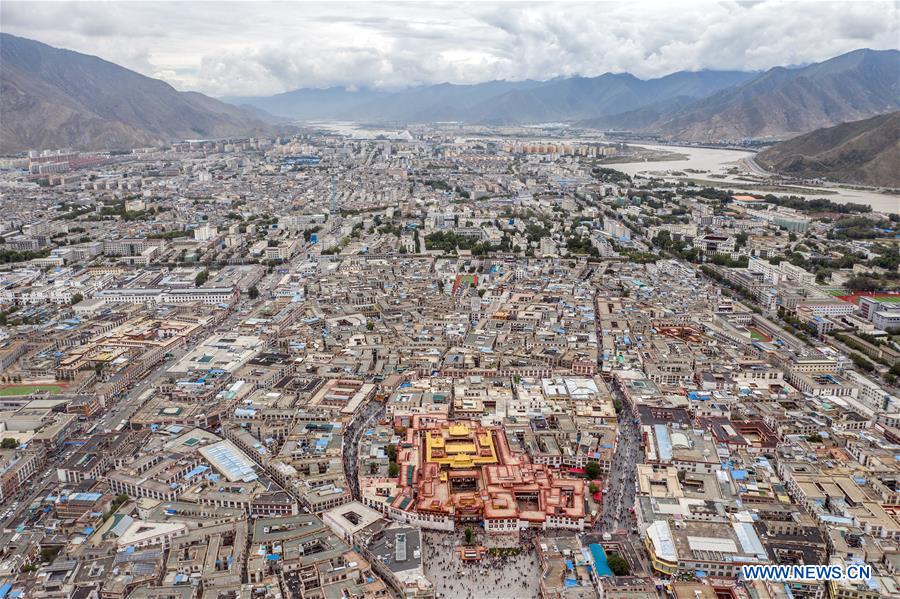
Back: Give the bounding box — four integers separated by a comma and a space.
593, 289, 641, 535
98, 242, 318, 434
343, 398, 385, 501
598, 388, 640, 534
5, 244, 329, 533
742, 155, 772, 177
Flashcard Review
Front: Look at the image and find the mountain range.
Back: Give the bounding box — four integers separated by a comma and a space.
606, 48, 900, 141
756, 111, 900, 188
1, 33, 898, 153
227, 49, 899, 142
222, 70, 757, 125
0, 33, 279, 153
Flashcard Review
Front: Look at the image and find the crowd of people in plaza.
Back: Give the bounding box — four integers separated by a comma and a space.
422, 530, 541, 599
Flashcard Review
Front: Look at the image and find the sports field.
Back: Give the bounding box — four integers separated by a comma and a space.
748, 327, 773, 342
836, 292, 900, 304
0, 384, 63, 396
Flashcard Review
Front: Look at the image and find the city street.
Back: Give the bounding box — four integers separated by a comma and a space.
96, 247, 306, 434
594, 290, 641, 536
598, 396, 640, 534
342, 398, 385, 500
98, 343, 191, 431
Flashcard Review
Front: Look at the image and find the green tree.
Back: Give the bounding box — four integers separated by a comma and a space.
464, 527, 474, 544
607, 553, 630, 576
0, 438, 18, 449
40, 547, 61, 563
846, 276, 881, 292
70, 292, 83, 305
652, 230, 672, 250
588, 482, 600, 495
388, 462, 400, 477
247, 286, 259, 300
585, 461, 601, 480
195, 270, 209, 287
849, 352, 875, 372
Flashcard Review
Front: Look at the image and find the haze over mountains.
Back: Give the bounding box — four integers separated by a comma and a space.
0, 33, 276, 153
1, 33, 898, 154
229, 48, 899, 143
223, 70, 756, 125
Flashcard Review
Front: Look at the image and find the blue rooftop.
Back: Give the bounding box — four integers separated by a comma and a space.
590, 544, 613, 577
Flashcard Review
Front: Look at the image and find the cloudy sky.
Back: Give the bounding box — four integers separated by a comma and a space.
2, 1, 898, 97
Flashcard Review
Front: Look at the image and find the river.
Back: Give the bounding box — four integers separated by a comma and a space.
305, 125, 899, 214
305, 121, 411, 139
611, 144, 899, 214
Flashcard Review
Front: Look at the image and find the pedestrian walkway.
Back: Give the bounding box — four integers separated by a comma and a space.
422, 530, 541, 598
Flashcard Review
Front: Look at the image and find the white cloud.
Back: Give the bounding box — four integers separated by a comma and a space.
1, 0, 897, 96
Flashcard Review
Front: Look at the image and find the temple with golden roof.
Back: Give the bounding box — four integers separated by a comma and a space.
365, 414, 587, 533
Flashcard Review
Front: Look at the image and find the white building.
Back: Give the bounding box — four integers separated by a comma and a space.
194, 224, 217, 242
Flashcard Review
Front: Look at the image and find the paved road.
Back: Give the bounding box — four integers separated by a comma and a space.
4, 252, 321, 532
343, 399, 385, 500
1, 469, 55, 530
98, 251, 305, 434
593, 290, 641, 535
598, 386, 640, 534
743, 155, 772, 177
99, 344, 192, 431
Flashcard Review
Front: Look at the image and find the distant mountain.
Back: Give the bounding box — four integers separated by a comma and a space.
224, 70, 755, 123
470, 70, 757, 124
221, 86, 390, 122
7, 33, 895, 151
581, 96, 700, 131
349, 80, 547, 122
647, 49, 900, 141
756, 111, 900, 188
234, 49, 897, 144
0, 34, 280, 153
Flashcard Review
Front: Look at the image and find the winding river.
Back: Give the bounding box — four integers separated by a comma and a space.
308, 124, 899, 214
611, 144, 899, 214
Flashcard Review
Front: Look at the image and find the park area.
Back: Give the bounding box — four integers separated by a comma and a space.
0, 384, 64, 396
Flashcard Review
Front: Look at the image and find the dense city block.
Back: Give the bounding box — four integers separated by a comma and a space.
0, 124, 898, 599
